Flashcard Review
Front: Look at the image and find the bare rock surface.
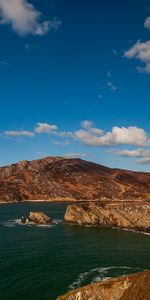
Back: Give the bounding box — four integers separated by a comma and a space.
64, 201, 150, 232
56, 270, 150, 300
28, 211, 52, 225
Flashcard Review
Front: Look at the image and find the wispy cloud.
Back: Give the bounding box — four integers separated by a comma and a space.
136, 157, 150, 165
64, 153, 87, 159
112, 48, 118, 56
4, 130, 35, 137
0, 0, 61, 36
107, 81, 117, 91
0, 60, 8, 66
110, 148, 150, 165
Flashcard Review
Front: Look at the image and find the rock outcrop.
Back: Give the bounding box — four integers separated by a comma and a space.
56, 270, 150, 300
28, 211, 52, 225
0, 156, 150, 203
20, 211, 52, 225
64, 201, 150, 232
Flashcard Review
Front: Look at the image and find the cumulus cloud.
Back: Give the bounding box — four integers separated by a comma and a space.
75, 126, 148, 147
124, 40, 150, 74
0, 0, 61, 36
35, 122, 58, 134
4, 130, 35, 137
124, 17, 150, 74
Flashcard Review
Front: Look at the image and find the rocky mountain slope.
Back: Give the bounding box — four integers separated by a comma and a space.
0, 156, 150, 203
64, 201, 150, 232
56, 270, 150, 300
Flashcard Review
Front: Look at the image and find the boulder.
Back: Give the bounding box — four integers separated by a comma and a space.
28, 211, 52, 225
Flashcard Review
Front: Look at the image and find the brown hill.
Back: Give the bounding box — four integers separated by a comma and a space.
0, 156, 150, 203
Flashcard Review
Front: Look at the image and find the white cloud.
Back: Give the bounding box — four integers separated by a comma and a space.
144, 16, 150, 30
107, 81, 117, 91
0, 0, 61, 36
4, 130, 35, 137
124, 17, 150, 74
111, 148, 150, 158
57, 131, 73, 138
124, 40, 150, 74
81, 120, 103, 136
136, 157, 150, 165
35, 122, 58, 134
64, 153, 87, 159
124, 40, 150, 62
75, 126, 148, 147
81, 120, 93, 129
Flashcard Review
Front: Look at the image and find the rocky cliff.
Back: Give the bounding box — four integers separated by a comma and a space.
0, 156, 150, 203
56, 270, 150, 300
64, 201, 150, 232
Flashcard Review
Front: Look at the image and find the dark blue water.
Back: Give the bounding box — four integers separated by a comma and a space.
0, 202, 150, 300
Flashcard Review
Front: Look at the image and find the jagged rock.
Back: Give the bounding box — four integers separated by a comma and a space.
64, 201, 150, 232
56, 270, 150, 300
0, 156, 150, 203
28, 211, 52, 225
20, 216, 26, 224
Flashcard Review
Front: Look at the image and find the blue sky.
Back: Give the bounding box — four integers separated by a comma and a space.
0, 0, 150, 171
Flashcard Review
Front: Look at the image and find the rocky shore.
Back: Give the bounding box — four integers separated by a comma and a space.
64, 201, 150, 232
56, 270, 150, 300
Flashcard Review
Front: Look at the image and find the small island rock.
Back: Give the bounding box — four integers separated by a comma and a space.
28, 211, 52, 225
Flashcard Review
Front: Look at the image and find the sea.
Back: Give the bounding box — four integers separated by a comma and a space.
0, 202, 150, 300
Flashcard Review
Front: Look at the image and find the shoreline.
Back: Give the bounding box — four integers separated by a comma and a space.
0, 198, 149, 205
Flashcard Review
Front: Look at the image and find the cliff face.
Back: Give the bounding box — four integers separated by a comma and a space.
64, 201, 150, 232
56, 270, 150, 300
0, 156, 150, 203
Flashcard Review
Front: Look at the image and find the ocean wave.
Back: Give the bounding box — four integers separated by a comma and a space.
68, 266, 141, 290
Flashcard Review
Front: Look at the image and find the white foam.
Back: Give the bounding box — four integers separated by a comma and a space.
68, 266, 140, 290
2, 218, 63, 228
